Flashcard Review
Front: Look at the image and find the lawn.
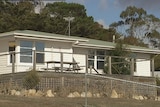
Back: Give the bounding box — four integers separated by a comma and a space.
1, 95, 160, 107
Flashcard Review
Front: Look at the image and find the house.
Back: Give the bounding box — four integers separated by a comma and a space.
0, 30, 160, 76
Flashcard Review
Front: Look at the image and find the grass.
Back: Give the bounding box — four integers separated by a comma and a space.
1, 95, 160, 107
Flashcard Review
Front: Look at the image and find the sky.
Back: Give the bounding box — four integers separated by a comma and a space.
64, 0, 160, 29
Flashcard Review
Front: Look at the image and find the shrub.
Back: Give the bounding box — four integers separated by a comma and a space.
23, 70, 40, 89
156, 77, 160, 96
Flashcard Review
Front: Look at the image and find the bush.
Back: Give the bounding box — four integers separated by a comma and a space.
23, 70, 40, 89
156, 77, 160, 96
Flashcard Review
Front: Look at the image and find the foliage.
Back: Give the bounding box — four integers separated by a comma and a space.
104, 40, 131, 75
0, 1, 117, 42
123, 36, 148, 47
156, 77, 160, 86
110, 6, 160, 70
23, 70, 40, 89
156, 77, 160, 95
154, 55, 160, 71
109, 6, 160, 48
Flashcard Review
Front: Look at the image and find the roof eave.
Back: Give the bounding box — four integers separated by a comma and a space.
73, 44, 115, 50
14, 32, 88, 43
74, 44, 160, 54
130, 48, 160, 54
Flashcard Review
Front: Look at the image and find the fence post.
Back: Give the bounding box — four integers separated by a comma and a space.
85, 54, 88, 107
108, 56, 112, 74
130, 58, 134, 76
85, 54, 88, 73
85, 73, 88, 107
61, 77, 64, 87
60, 52, 63, 72
12, 52, 15, 73
89, 65, 92, 73
10, 52, 15, 86
33, 50, 36, 71
151, 57, 154, 77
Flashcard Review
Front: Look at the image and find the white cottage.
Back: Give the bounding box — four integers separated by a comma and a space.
0, 30, 159, 76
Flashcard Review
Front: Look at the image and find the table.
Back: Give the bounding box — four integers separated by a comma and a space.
45, 61, 81, 72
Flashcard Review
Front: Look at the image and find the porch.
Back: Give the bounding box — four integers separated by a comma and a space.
0, 50, 155, 77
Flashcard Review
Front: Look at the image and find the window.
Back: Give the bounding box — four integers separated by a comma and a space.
20, 41, 33, 63
88, 49, 106, 70
35, 42, 44, 63
20, 40, 45, 64
97, 50, 105, 69
88, 50, 95, 68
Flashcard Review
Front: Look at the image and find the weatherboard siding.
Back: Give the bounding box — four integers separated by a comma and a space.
0, 39, 13, 74
135, 53, 151, 77
135, 59, 151, 76
73, 47, 87, 73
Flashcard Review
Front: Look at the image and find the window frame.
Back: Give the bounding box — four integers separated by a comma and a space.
35, 42, 45, 64
88, 49, 106, 70
19, 40, 45, 64
20, 40, 33, 63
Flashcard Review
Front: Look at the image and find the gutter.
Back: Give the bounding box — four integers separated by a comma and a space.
74, 44, 160, 54
14, 32, 88, 43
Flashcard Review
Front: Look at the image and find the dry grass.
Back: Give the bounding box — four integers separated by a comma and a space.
1, 95, 160, 107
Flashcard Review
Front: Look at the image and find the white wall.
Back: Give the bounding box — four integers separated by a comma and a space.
44, 41, 73, 68
0, 38, 16, 74
135, 59, 151, 76
73, 47, 88, 73
134, 53, 151, 77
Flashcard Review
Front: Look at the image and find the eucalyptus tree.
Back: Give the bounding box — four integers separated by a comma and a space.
110, 6, 160, 48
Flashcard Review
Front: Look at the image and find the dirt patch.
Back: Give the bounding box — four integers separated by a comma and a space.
0, 99, 13, 103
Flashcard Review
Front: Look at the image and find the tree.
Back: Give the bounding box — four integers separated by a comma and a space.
0, 1, 36, 32
40, 2, 118, 41
110, 6, 160, 48
123, 36, 147, 47
40, 2, 88, 35
0, 1, 16, 32
145, 30, 160, 48
0, 1, 117, 42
